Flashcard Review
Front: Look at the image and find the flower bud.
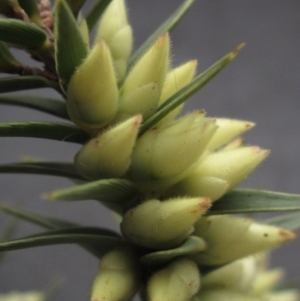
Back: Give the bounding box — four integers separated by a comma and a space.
168, 146, 269, 201
129, 111, 217, 192
67, 40, 118, 132
206, 118, 255, 150
116, 33, 170, 121
157, 60, 197, 123
148, 258, 201, 301
0, 291, 44, 301
74, 115, 142, 180
220, 137, 244, 151
95, 0, 133, 82
120, 197, 211, 250
202, 256, 257, 291
191, 215, 296, 265
193, 289, 262, 301
90, 247, 140, 301
79, 18, 89, 49
250, 268, 284, 295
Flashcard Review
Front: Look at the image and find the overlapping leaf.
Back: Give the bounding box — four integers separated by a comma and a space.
266, 212, 300, 231
130, 0, 195, 67
0, 122, 89, 143
0, 95, 68, 119
139, 44, 244, 134
210, 189, 300, 215
0, 76, 61, 93
140, 236, 207, 268
43, 179, 139, 213
0, 162, 83, 180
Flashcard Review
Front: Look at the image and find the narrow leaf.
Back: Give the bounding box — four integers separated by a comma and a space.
0, 19, 48, 49
0, 205, 116, 258
43, 179, 139, 213
0, 162, 84, 180
0, 204, 77, 230
265, 212, 300, 231
0, 41, 22, 73
66, 0, 87, 16
0, 122, 90, 143
209, 189, 300, 215
55, 0, 88, 85
0, 218, 18, 261
85, 0, 112, 31
0, 227, 125, 255
139, 44, 245, 135
140, 236, 207, 268
0, 95, 69, 119
0, 76, 61, 94
129, 0, 195, 67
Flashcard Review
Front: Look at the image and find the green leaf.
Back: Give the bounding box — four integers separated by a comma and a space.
0, 205, 117, 258
209, 189, 300, 215
139, 44, 244, 135
0, 41, 22, 73
0, 218, 18, 262
129, 0, 195, 67
18, 0, 42, 25
85, 0, 112, 31
43, 179, 139, 213
55, 0, 88, 86
66, 0, 87, 16
0, 76, 62, 94
265, 212, 300, 231
0, 227, 125, 256
0, 121, 90, 143
0, 19, 48, 50
0, 94, 69, 119
0, 204, 77, 230
0, 162, 84, 180
140, 236, 207, 268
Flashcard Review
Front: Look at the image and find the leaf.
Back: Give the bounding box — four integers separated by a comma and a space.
265, 212, 300, 231
66, 0, 87, 16
85, 0, 112, 31
0, 227, 125, 257
18, 0, 42, 25
0, 204, 77, 230
129, 0, 195, 67
43, 179, 139, 213
55, 0, 88, 86
0, 76, 61, 94
0, 205, 117, 258
0, 217, 18, 262
0, 41, 22, 73
0, 94, 69, 119
0, 162, 84, 180
0, 121, 90, 143
139, 43, 245, 135
0, 19, 48, 49
209, 189, 300, 215
140, 236, 207, 268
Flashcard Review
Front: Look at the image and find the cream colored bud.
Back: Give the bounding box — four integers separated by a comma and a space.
193, 289, 263, 301
79, 18, 89, 49
220, 137, 244, 151
90, 247, 140, 301
250, 268, 284, 295
74, 115, 142, 180
192, 215, 296, 265
116, 33, 170, 121
202, 256, 258, 291
206, 118, 255, 150
148, 258, 201, 301
169, 146, 269, 201
129, 111, 217, 191
95, 0, 133, 82
67, 40, 118, 132
263, 290, 299, 301
158, 60, 197, 123
120, 197, 211, 250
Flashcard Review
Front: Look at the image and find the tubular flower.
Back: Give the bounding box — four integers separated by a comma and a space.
1, 1, 299, 301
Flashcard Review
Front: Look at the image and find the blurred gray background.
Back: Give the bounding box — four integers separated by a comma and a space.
1, 0, 300, 300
